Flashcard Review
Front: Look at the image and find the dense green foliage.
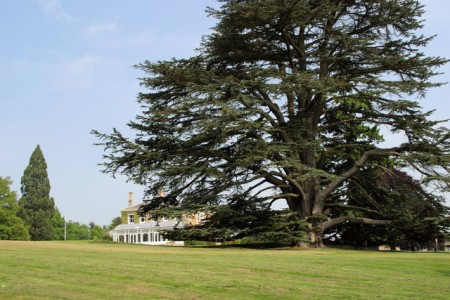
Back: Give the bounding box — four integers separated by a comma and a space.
0, 177, 29, 240
107, 216, 122, 230
51, 208, 65, 240
94, 0, 449, 246
88, 221, 108, 240
326, 169, 449, 249
65, 221, 90, 240
166, 207, 309, 243
52, 220, 109, 241
18, 145, 56, 240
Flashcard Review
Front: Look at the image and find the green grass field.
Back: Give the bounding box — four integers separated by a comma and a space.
0, 241, 448, 299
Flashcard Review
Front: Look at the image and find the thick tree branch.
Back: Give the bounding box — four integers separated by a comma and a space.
322, 216, 392, 232
320, 148, 400, 201
324, 203, 384, 215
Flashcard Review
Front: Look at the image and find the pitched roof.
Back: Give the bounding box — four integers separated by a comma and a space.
121, 203, 145, 212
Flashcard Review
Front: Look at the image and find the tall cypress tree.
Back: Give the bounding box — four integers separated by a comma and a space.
18, 145, 55, 240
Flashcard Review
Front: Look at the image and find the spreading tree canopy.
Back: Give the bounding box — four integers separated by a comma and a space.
18, 145, 55, 240
94, 0, 449, 246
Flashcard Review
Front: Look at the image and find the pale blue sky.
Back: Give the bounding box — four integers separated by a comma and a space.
0, 0, 448, 226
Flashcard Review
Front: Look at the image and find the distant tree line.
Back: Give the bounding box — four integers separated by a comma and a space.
0, 145, 120, 241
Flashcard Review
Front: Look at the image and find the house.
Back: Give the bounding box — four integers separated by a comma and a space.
111, 192, 204, 245
378, 245, 401, 251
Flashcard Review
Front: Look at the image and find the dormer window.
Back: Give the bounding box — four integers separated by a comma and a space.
128, 214, 135, 224
139, 215, 145, 223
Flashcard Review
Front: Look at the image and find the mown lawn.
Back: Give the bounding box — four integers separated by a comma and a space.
0, 241, 448, 299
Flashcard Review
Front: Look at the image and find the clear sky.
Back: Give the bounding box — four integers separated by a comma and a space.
0, 0, 449, 226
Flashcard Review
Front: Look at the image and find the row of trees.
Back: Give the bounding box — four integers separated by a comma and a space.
94, 0, 449, 247
0, 145, 119, 241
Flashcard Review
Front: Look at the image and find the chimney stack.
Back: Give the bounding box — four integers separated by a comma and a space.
128, 192, 133, 207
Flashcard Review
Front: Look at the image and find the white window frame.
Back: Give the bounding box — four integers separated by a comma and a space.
128, 214, 135, 224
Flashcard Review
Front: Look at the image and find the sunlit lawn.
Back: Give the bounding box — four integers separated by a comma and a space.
0, 241, 448, 299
